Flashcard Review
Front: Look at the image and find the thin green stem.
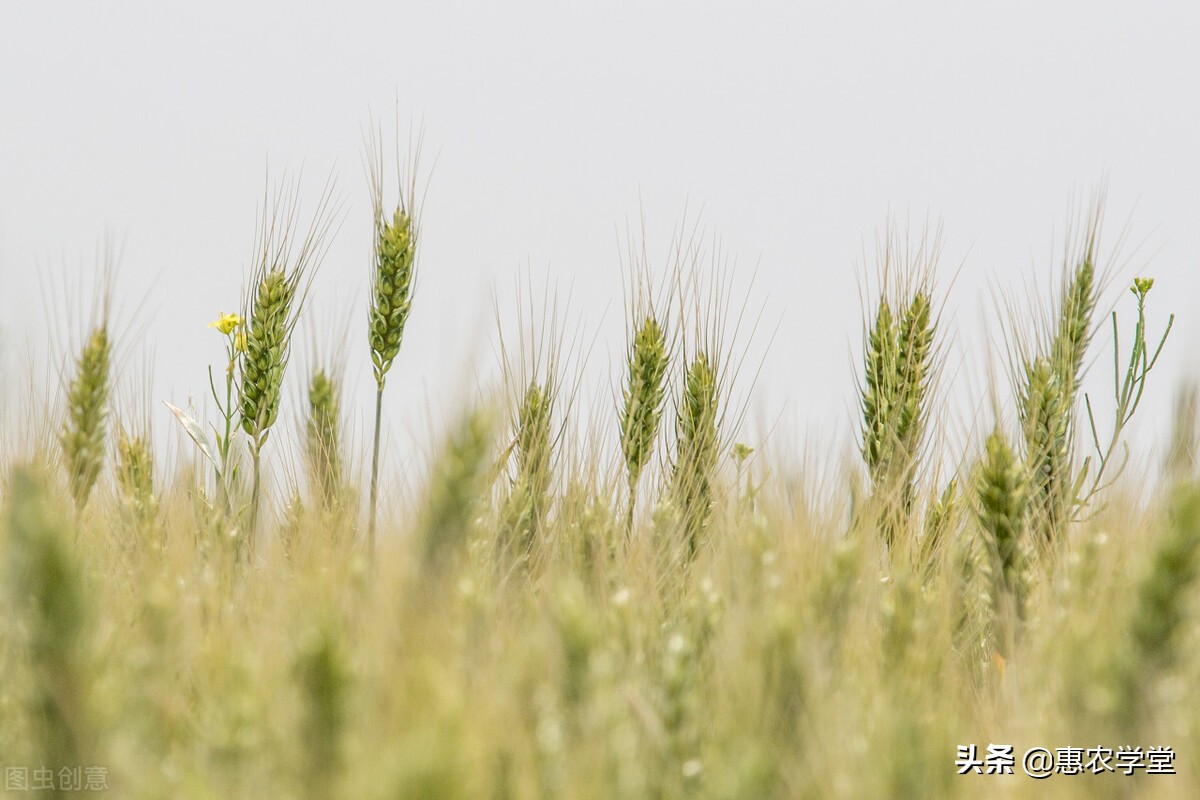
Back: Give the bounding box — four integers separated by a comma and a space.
368, 384, 384, 554
219, 356, 235, 518
625, 475, 638, 541
248, 444, 261, 560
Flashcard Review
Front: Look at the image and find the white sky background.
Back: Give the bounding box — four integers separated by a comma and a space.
2, 2, 1199, 490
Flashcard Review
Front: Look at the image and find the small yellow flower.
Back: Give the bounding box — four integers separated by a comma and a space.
208, 312, 242, 335
234, 331, 248, 353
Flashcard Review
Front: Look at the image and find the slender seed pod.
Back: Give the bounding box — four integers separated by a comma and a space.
59, 325, 111, 512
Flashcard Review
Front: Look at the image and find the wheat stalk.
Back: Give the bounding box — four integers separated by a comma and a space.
238, 177, 336, 555
861, 282, 937, 546
620, 314, 669, 533
1015, 221, 1100, 543
366, 129, 421, 554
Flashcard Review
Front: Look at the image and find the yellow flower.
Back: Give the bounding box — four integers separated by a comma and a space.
208, 312, 242, 335
234, 331, 248, 353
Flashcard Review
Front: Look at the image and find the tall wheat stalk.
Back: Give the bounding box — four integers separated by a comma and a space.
860, 246, 938, 548
238, 179, 336, 555
1018, 245, 1098, 543
366, 131, 421, 554
619, 313, 669, 536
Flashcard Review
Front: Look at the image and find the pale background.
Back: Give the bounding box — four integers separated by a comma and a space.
2, 2, 1198, 486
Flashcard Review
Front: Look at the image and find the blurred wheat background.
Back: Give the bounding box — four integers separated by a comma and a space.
4, 3, 1200, 799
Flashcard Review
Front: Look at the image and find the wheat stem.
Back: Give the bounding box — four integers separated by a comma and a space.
369, 386, 383, 552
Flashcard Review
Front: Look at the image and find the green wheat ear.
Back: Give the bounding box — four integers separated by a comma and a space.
240, 267, 299, 447
501, 381, 554, 558
115, 431, 157, 532
420, 407, 495, 574
306, 368, 345, 512
1020, 356, 1069, 541
670, 351, 720, 558
1018, 251, 1099, 542
920, 478, 958, 571
369, 207, 415, 388
861, 289, 936, 546
60, 324, 111, 512
368, 205, 417, 553
976, 427, 1029, 628
862, 299, 897, 480
620, 314, 669, 527
895, 292, 934, 474
1049, 254, 1097, 409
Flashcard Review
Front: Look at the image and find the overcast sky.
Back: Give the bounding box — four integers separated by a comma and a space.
2, 2, 1198, 480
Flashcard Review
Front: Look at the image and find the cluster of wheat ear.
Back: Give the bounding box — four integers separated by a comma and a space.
860, 281, 936, 547
17, 162, 1200, 799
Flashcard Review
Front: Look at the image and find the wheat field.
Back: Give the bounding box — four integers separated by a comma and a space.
0, 169, 1196, 800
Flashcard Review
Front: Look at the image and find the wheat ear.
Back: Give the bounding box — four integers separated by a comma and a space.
976, 426, 1029, 650
619, 314, 669, 533
367, 204, 417, 553
306, 367, 345, 513
115, 430, 157, 534
59, 325, 111, 513
670, 351, 720, 558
